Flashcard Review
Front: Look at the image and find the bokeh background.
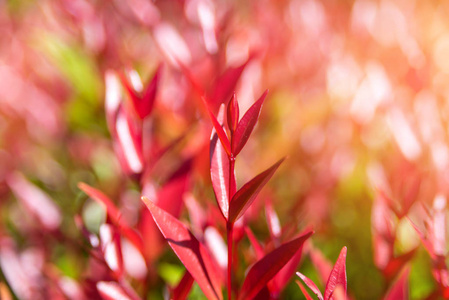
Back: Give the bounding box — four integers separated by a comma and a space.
1, 0, 449, 299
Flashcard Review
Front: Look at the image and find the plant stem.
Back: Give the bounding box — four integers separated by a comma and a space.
228, 152, 236, 300
227, 221, 234, 300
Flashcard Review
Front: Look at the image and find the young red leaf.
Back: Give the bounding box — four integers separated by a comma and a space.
296, 272, 324, 300
227, 93, 239, 133
141, 197, 223, 300
229, 158, 285, 223
238, 230, 313, 300
172, 271, 195, 300
78, 183, 144, 254
384, 266, 410, 300
206, 100, 231, 157
210, 105, 232, 220
324, 246, 347, 300
383, 248, 417, 280
209, 59, 250, 107
232, 90, 268, 156
296, 281, 315, 300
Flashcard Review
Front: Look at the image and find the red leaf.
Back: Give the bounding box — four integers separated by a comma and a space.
141, 197, 223, 300
172, 271, 195, 300
407, 217, 436, 260
229, 158, 284, 223
296, 281, 315, 300
384, 266, 410, 300
207, 101, 231, 157
324, 247, 347, 300
209, 59, 250, 108
296, 272, 324, 300
210, 105, 233, 220
272, 240, 306, 292
78, 183, 144, 254
232, 90, 268, 156
238, 230, 313, 300
139, 65, 161, 119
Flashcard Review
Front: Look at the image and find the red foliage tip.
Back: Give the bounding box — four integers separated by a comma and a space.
232, 90, 268, 156
227, 93, 239, 134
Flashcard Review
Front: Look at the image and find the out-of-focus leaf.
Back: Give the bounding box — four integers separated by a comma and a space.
99, 224, 123, 278
232, 90, 268, 156
383, 248, 417, 280
141, 197, 223, 300
96, 281, 139, 300
120, 66, 161, 120
244, 227, 265, 260
210, 105, 232, 220
78, 183, 144, 254
324, 246, 347, 300
407, 217, 436, 260
296, 281, 315, 300
229, 158, 284, 223
296, 272, 324, 300
172, 271, 195, 300
210, 59, 250, 107
238, 230, 313, 300
156, 158, 192, 218
6, 172, 62, 231
265, 200, 281, 242
384, 266, 410, 300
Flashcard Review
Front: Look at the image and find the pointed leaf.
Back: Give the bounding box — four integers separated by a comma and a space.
407, 217, 436, 260
272, 240, 306, 292
78, 183, 144, 254
296, 272, 324, 300
141, 197, 223, 300
384, 266, 410, 300
383, 248, 417, 280
210, 59, 250, 107
233, 90, 268, 155
229, 158, 284, 223
172, 271, 195, 300
138, 65, 161, 119
324, 247, 347, 300
238, 230, 313, 300
210, 105, 231, 220
296, 281, 315, 300
207, 100, 231, 156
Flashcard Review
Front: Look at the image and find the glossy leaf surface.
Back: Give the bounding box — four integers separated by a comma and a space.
229, 158, 284, 223
141, 197, 223, 300
232, 90, 268, 156
238, 230, 313, 300
210, 105, 231, 220
324, 246, 347, 300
